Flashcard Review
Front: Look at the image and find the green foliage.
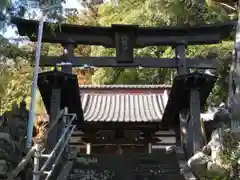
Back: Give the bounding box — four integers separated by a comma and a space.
0, 1, 100, 115
0, 37, 35, 113
219, 130, 240, 180
90, 0, 234, 105
98, 0, 230, 26
0, 54, 48, 114
0, 60, 33, 112
0, 0, 11, 9
212, 176, 229, 180
0, 36, 34, 62
190, 42, 234, 105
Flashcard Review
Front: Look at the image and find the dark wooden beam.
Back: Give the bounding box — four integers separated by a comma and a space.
189, 89, 205, 153
80, 122, 163, 131
136, 34, 221, 47
69, 140, 175, 146
71, 133, 176, 138
42, 33, 113, 47
25, 33, 223, 46
47, 88, 61, 151
71, 130, 176, 137
70, 137, 161, 145
38, 56, 218, 69
11, 17, 235, 46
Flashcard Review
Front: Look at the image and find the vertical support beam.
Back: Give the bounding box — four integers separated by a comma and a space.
187, 120, 194, 157
86, 143, 91, 155
174, 125, 181, 146
175, 43, 192, 157
60, 43, 74, 156
63, 107, 69, 154
179, 109, 191, 159
33, 144, 40, 180
144, 131, 152, 154
62, 43, 75, 73
229, 50, 240, 130
231, 6, 240, 98
190, 89, 204, 153
63, 107, 68, 125
148, 143, 152, 154
175, 43, 188, 75
48, 88, 61, 151
59, 107, 68, 141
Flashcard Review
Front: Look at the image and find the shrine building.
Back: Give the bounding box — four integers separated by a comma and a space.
69, 84, 179, 154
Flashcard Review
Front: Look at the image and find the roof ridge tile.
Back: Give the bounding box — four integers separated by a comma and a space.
79, 84, 172, 89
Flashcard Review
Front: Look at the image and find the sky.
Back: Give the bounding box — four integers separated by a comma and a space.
3, 0, 82, 39
64, 0, 81, 9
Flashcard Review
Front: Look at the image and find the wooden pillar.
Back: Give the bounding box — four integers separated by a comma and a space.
63, 107, 69, 154
85, 130, 95, 155
229, 48, 240, 135
173, 125, 181, 146
59, 44, 75, 155
148, 143, 152, 154
144, 130, 153, 154
179, 109, 191, 158
190, 89, 204, 153
62, 43, 75, 73
48, 88, 61, 151
175, 43, 193, 157
175, 43, 188, 74
86, 143, 91, 154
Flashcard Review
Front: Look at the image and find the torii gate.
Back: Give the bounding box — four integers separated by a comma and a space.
11, 17, 234, 158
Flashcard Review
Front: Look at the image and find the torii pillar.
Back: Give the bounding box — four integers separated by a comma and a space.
176, 43, 205, 157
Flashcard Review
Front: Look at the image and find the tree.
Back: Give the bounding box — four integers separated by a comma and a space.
0, 1, 67, 114
65, 3, 100, 84
188, 42, 234, 105
90, 0, 233, 105
0, 58, 33, 111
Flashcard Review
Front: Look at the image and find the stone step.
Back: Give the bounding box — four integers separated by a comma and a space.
61, 146, 195, 180
57, 151, 78, 180
174, 146, 196, 180
179, 160, 196, 180
66, 152, 184, 180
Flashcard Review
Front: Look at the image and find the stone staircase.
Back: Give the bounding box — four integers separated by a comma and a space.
179, 161, 196, 180
175, 147, 196, 180
57, 146, 196, 180
58, 149, 186, 180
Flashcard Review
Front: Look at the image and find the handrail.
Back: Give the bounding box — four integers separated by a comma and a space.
39, 114, 76, 175
34, 112, 76, 179
7, 108, 76, 180
44, 125, 75, 180
6, 146, 36, 180
48, 109, 64, 134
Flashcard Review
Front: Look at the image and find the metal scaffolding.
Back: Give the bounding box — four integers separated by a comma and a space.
7, 108, 76, 180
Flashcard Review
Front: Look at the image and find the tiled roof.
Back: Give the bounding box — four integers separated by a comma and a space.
81, 90, 169, 122
79, 84, 171, 89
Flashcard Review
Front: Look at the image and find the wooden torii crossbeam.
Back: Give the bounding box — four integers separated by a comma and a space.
11, 17, 235, 69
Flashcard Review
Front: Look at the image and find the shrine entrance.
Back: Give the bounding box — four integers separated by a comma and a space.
11, 17, 234, 180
